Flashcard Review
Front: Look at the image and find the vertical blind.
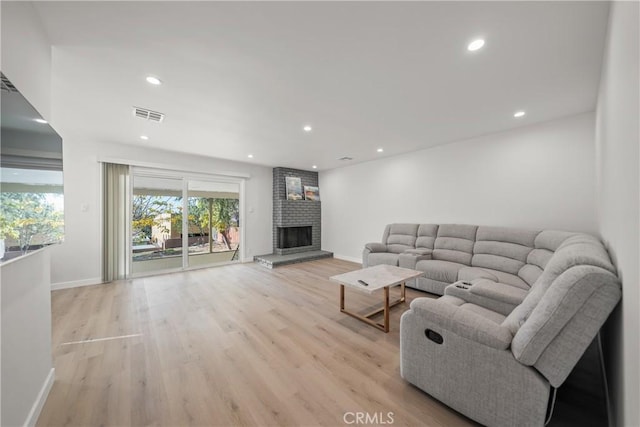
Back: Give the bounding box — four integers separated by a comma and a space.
102, 162, 130, 282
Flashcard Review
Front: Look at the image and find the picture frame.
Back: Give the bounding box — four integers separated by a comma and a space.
285, 176, 304, 200
303, 185, 320, 201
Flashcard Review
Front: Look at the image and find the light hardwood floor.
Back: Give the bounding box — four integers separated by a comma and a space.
37, 258, 475, 427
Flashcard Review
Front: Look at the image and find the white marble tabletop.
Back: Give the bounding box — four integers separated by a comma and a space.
329, 264, 423, 294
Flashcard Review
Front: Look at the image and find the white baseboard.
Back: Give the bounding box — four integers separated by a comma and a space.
332, 254, 363, 264
24, 368, 55, 427
51, 277, 102, 290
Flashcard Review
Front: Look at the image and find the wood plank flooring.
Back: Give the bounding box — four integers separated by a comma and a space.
37, 258, 475, 427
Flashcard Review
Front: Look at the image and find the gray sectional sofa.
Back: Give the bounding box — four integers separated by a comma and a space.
363, 223, 621, 426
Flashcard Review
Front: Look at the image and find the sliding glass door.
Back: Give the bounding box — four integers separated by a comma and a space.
187, 180, 240, 267
130, 169, 242, 276
131, 175, 184, 275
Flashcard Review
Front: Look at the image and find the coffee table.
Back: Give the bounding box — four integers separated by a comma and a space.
329, 264, 423, 332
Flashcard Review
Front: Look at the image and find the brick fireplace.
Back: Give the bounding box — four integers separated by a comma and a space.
272, 167, 321, 255
254, 167, 332, 268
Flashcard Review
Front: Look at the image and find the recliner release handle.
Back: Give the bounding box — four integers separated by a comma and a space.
425, 329, 443, 344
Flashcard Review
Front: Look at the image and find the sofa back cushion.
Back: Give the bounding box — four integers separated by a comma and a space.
518, 230, 578, 286
383, 223, 419, 254
504, 233, 614, 334
432, 224, 477, 265
415, 224, 439, 250
472, 226, 538, 278
510, 265, 620, 387
503, 234, 620, 387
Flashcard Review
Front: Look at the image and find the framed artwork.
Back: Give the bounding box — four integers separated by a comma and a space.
304, 185, 320, 201
285, 177, 304, 200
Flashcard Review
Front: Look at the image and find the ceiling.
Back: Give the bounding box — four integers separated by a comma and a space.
33, 1, 610, 171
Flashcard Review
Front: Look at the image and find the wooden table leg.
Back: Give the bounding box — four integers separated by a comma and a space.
339, 282, 407, 333
383, 287, 390, 333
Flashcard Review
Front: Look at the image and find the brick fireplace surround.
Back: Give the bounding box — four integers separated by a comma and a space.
254, 167, 333, 268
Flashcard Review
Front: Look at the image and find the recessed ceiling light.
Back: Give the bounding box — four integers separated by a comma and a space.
467, 39, 485, 51
34, 118, 47, 124
146, 76, 162, 85
377, 148, 384, 153
247, 154, 254, 158
140, 135, 149, 140
303, 125, 312, 132
312, 165, 317, 169
514, 111, 526, 118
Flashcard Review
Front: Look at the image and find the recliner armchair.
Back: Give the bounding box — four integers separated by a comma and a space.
400, 233, 621, 426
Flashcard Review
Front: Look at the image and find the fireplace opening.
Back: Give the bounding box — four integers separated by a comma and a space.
277, 226, 312, 249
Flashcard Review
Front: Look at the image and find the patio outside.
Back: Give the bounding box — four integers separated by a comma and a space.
132, 195, 239, 264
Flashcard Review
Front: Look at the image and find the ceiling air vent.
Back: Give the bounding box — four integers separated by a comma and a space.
338, 156, 353, 161
133, 106, 165, 123
0, 73, 18, 93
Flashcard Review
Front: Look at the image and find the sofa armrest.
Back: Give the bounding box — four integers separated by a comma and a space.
364, 242, 387, 253
408, 297, 513, 350
443, 280, 526, 316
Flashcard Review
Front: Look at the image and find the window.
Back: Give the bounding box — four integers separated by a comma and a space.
0, 167, 64, 261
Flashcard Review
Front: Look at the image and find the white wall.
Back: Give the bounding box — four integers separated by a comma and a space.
50, 137, 273, 287
1, 2, 55, 425
1, 249, 55, 427
0, 1, 52, 119
595, 2, 640, 426
321, 112, 597, 261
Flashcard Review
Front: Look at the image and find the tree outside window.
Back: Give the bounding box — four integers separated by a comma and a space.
0, 192, 64, 254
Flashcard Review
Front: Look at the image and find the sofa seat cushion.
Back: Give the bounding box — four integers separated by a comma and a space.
414, 277, 451, 295
415, 260, 465, 283
367, 252, 399, 266
445, 279, 528, 316
403, 248, 433, 256
457, 266, 499, 282
458, 266, 529, 290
